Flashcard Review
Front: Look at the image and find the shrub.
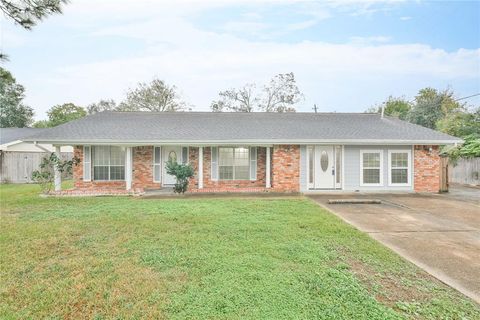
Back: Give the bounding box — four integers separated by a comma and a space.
165, 159, 194, 194
31, 153, 79, 194
443, 134, 480, 166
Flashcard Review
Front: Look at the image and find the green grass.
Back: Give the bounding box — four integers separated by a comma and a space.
0, 183, 478, 319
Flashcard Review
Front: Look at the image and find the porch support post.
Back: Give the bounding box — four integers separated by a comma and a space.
266, 146, 271, 188
54, 146, 61, 192
125, 147, 132, 190
198, 147, 204, 189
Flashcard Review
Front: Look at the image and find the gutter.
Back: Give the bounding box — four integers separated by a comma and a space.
24, 138, 463, 146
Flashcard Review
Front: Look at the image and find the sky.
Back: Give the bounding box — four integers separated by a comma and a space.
1, 0, 479, 120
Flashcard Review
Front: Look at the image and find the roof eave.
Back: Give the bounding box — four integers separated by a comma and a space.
23, 138, 463, 146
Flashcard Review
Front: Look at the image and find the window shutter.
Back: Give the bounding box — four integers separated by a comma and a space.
153, 146, 161, 182
83, 146, 91, 182
211, 147, 218, 181
182, 147, 189, 164
249, 147, 257, 181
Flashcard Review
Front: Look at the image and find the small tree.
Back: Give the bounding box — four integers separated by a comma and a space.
165, 159, 194, 194
31, 153, 79, 194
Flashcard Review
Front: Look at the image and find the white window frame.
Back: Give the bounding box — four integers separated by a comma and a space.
153, 146, 162, 183
360, 149, 384, 187
92, 146, 125, 181
218, 146, 250, 181
388, 149, 412, 186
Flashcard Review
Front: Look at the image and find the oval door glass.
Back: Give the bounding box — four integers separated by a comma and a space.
168, 151, 177, 162
320, 151, 329, 172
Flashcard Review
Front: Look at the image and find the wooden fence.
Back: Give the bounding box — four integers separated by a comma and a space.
448, 157, 480, 186
0, 151, 73, 184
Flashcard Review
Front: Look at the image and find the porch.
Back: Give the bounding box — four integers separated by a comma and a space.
53, 145, 296, 194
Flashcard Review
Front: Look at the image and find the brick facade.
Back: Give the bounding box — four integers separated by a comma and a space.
271, 145, 300, 192
69, 143, 439, 195
414, 145, 440, 193
132, 146, 161, 192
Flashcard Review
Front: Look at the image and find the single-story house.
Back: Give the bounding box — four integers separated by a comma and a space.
22, 111, 461, 195
0, 128, 73, 183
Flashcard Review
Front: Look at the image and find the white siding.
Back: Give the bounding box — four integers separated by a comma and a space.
343, 145, 414, 191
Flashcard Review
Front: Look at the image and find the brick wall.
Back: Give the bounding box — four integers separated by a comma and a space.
271, 145, 300, 192
132, 146, 161, 191
414, 145, 440, 193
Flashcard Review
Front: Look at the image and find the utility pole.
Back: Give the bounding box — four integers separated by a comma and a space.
313, 104, 318, 113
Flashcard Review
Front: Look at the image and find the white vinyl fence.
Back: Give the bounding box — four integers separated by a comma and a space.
0, 152, 73, 184
448, 157, 480, 186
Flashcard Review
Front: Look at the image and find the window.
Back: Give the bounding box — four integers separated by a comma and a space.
308, 146, 314, 186
218, 147, 249, 180
153, 146, 161, 182
335, 146, 342, 187
93, 146, 125, 181
360, 150, 383, 186
388, 150, 411, 186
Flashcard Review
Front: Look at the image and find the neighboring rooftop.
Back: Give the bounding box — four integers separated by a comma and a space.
22, 112, 462, 145
0, 127, 46, 145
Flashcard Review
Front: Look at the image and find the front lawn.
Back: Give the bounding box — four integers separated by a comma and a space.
0, 184, 478, 319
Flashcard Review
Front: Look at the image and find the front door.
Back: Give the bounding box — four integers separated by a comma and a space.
162, 146, 182, 185
314, 145, 335, 189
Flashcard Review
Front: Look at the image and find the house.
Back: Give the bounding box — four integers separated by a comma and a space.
0, 128, 73, 183
22, 112, 461, 195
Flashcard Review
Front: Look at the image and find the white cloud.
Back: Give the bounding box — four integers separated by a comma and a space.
400, 16, 412, 21
3, 0, 479, 120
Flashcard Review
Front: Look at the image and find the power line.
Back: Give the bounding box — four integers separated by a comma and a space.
455, 93, 480, 101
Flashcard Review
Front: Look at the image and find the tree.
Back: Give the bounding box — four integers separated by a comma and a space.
0, 0, 67, 30
366, 96, 412, 120
260, 72, 302, 112
118, 78, 184, 112
1, 0, 67, 61
46, 103, 86, 127
210, 73, 303, 112
436, 107, 480, 138
0, 67, 34, 127
210, 83, 257, 112
87, 99, 117, 114
32, 120, 50, 128
407, 88, 463, 129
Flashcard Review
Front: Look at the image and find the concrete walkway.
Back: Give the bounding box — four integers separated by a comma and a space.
308, 185, 480, 304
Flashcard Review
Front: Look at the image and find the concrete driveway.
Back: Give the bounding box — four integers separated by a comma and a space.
308, 185, 480, 303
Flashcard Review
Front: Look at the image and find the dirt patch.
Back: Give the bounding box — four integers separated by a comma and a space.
345, 256, 435, 308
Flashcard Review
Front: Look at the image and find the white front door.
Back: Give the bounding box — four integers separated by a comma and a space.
314, 145, 335, 189
162, 146, 182, 185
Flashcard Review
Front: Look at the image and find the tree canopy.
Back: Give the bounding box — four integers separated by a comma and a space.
210, 72, 303, 112
118, 79, 185, 112
87, 99, 117, 115
44, 103, 87, 127
366, 96, 411, 120
0, 67, 34, 127
0, 0, 67, 30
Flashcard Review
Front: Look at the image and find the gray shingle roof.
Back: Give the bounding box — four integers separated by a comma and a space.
22, 112, 461, 145
0, 127, 46, 145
